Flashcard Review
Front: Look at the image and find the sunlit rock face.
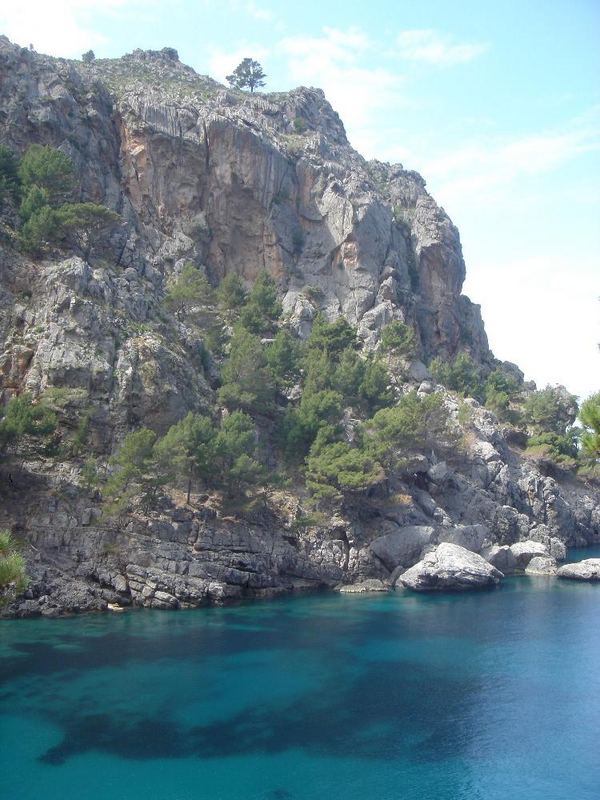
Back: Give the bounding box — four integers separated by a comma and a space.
0, 37, 490, 364
1, 38, 598, 618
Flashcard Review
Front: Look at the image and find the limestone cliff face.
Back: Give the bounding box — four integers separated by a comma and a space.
1, 39, 598, 617
0, 39, 489, 378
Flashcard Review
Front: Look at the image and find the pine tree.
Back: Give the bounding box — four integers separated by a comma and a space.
226, 58, 266, 92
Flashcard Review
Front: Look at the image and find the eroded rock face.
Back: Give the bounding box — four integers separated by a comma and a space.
398, 543, 503, 592
557, 560, 600, 582
0, 37, 491, 365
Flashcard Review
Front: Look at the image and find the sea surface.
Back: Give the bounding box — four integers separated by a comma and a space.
2, 563, 600, 800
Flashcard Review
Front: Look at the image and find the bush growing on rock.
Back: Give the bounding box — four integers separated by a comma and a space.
0, 393, 57, 453
18, 144, 75, 205
522, 386, 579, 468
218, 328, 275, 414
365, 390, 456, 469
266, 328, 302, 389
164, 263, 214, 320
305, 427, 383, 501
430, 352, 483, 401
483, 367, 520, 420
525, 431, 579, 468
579, 392, 600, 460
105, 428, 166, 512
212, 411, 263, 496
238, 270, 282, 334
0, 530, 28, 603
357, 355, 394, 414
0, 145, 20, 208
380, 320, 418, 358
154, 412, 217, 503
216, 272, 247, 310
523, 386, 578, 435
12, 145, 120, 254
281, 389, 344, 462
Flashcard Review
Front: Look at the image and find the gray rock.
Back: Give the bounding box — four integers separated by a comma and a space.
510, 540, 549, 569
428, 462, 449, 484
549, 538, 567, 562
557, 560, 600, 581
398, 543, 503, 592
482, 545, 517, 574
370, 525, 435, 571
525, 556, 558, 575
437, 524, 489, 553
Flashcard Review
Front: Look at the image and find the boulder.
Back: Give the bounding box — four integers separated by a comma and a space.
529, 525, 568, 561
482, 544, 517, 574
525, 556, 558, 576
510, 540, 549, 569
557, 560, 600, 582
437, 524, 489, 553
549, 538, 567, 562
370, 525, 435, 571
398, 542, 503, 592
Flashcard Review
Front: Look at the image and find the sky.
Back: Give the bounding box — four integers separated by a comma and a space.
1, 0, 599, 400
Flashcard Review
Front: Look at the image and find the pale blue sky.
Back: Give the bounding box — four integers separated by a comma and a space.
2, 0, 599, 399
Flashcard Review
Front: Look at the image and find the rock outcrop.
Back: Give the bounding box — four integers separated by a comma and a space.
557, 560, 600, 582
398, 543, 503, 592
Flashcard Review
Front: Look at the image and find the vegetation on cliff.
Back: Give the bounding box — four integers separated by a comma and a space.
0, 143, 119, 255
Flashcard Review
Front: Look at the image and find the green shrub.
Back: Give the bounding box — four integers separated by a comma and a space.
380, 320, 418, 358
154, 412, 217, 502
305, 428, 383, 500
281, 389, 343, 461
238, 270, 282, 334
164, 263, 213, 319
266, 328, 302, 389
430, 352, 483, 401
18, 144, 75, 204
0, 145, 21, 208
104, 428, 165, 512
217, 272, 247, 310
0, 393, 57, 450
365, 390, 455, 468
293, 116, 307, 133
0, 530, 28, 602
579, 392, 600, 461
523, 386, 578, 436
218, 328, 275, 413
525, 430, 579, 467
483, 368, 520, 420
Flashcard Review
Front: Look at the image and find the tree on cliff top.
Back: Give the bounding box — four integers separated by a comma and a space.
226, 58, 266, 92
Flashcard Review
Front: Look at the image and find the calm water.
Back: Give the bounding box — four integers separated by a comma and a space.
2, 576, 600, 800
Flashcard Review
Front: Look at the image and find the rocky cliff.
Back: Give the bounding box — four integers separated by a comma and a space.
0, 38, 598, 616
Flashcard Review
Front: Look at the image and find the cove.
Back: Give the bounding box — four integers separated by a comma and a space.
1, 576, 599, 800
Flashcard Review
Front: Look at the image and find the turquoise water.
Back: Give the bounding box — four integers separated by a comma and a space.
2, 577, 600, 800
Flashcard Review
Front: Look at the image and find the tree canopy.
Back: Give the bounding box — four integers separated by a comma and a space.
226, 58, 266, 92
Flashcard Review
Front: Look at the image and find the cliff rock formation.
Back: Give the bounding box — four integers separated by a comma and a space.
0, 39, 598, 616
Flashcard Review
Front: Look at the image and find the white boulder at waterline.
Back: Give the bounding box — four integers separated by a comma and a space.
557, 560, 600, 582
398, 542, 503, 592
